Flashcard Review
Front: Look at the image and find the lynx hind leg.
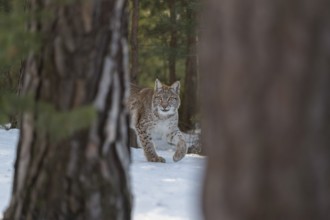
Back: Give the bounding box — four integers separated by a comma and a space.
137, 128, 165, 163
167, 131, 187, 162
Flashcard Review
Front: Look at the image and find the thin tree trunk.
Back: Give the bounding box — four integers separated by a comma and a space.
168, 0, 177, 84
130, 0, 139, 84
4, 0, 131, 219
129, 0, 139, 148
9, 60, 25, 129
201, 0, 330, 220
16, 60, 24, 97
180, 1, 198, 132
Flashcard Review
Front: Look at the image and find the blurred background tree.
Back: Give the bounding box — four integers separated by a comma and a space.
0, 0, 34, 90
201, 0, 330, 219
0, 0, 38, 128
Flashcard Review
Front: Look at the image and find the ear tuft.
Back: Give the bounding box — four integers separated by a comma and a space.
154, 79, 163, 91
171, 81, 180, 94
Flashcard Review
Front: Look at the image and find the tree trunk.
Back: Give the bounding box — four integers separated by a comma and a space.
4, 0, 131, 220
168, 0, 177, 84
129, 0, 139, 148
180, 1, 198, 132
130, 0, 139, 84
9, 61, 25, 129
0, 0, 10, 12
201, 0, 330, 220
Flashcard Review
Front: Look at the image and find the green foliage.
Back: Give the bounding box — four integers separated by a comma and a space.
0, 0, 10, 12
0, 0, 96, 139
35, 103, 96, 142
133, 0, 199, 86
0, 0, 40, 99
0, 65, 20, 94
0, 94, 96, 141
0, 0, 39, 66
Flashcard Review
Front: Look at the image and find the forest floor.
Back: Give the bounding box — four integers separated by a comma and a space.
0, 128, 205, 220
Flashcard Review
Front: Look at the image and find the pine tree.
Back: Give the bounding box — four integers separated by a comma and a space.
3, 0, 131, 219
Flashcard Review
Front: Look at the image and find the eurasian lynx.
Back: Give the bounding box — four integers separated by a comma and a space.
128, 79, 187, 163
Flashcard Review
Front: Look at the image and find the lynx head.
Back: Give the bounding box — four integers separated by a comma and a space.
152, 79, 181, 116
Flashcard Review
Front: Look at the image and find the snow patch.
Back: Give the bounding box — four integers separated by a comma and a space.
0, 128, 205, 220
131, 148, 205, 220
0, 128, 19, 217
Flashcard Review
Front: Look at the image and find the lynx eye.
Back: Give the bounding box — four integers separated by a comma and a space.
169, 97, 177, 103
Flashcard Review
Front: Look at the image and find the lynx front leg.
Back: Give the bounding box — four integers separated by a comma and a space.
167, 129, 187, 162
136, 127, 165, 163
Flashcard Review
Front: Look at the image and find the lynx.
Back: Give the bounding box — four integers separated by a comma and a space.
128, 79, 187, 163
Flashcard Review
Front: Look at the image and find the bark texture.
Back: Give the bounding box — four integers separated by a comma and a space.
201, 0, 330, 220
4, 0, 131, 219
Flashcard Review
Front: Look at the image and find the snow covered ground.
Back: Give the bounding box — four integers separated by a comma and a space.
0, 128, 19, 219
0, 128, 205, 220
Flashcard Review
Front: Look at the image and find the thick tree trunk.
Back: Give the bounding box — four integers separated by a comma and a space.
130, 0, 139, 84
4, 0, 131, 220
168, 0, 177, 84
201, 0, 330, 220
180, 2, 198, 132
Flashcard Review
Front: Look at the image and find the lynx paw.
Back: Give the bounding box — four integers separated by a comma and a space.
148, 156, 166, 163
173, 140, 187, 162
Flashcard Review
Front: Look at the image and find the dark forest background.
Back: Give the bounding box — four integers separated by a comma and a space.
0, 0, 200, 132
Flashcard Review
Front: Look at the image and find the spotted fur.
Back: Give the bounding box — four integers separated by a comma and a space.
128, 79, 187, 162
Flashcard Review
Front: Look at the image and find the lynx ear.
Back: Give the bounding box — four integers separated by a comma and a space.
154, 79, 163, 91
171, 81, 180, 94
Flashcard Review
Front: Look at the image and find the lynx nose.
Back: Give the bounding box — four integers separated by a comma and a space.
161, 102, 168, 108
161, 102, 169, 111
